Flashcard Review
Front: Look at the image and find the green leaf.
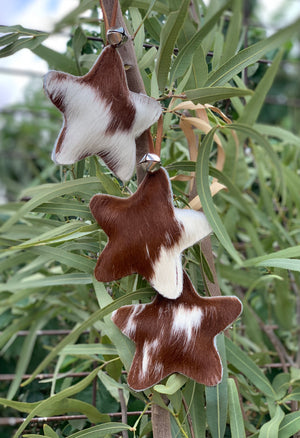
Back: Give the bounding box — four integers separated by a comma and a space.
0, 397, 109, 425
73, 26, 88, 74
13, 366, 107, 437
53, 0, 98, 32
0, 177, 102, 233
283, 388, 300, 402
22, 286, 154, 386
32, 44, 78, 74
170, 1, 230, 82
243, 245, 300, 267
0, 35, 48, 58
228, 378, 246, 438
183, 381, 206, 438
43, 424, 59, 438
254, 124, 300, 146
67, 423, 133, 438
278, 412, 300, 438
195, 127, 242, 264
239, 49, 283, 125
256, 258, 300, 272
225, 338, 276, 399
259, 405, 285, 438
156, 0, 190, 91
154, 374, 188, 395
221, 0, 242, 62
206, 334, 228, 438
205, 17, 300, 86
60, 343, 118, 356
184, 86, 253, 103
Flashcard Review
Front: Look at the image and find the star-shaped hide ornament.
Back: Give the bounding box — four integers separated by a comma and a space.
89, 167, 212, 299
43, 45, 162, 181
112, 271, 242, 391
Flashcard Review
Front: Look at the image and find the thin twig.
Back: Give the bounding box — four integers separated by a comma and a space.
118, 388, 129, 438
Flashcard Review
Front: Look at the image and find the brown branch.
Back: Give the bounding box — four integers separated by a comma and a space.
118, 388, 129, 438
101, 0, 149, 183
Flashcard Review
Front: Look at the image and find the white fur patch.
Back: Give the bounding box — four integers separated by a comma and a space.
141, 339, 159, 377
130, 92, 162, 138
172, 305, 203, 342
149, 210, 211, 299
123, 304, 145, 337
44, 74, 161, 181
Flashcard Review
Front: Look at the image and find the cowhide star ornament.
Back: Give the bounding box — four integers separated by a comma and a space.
43, 45, 162, 181
89, 167, 212, 299
111, 271, 242, 391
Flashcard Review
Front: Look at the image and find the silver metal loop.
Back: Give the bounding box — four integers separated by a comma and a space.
107, 27, 129, 47
139, 153, 161, 173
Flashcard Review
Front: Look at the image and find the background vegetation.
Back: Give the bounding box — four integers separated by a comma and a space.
0, 0, 300, 437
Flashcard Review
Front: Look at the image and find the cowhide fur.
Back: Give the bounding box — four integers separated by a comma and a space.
89, 167, 212, 299
43, 45, 161, 181
112, 271, 242, 391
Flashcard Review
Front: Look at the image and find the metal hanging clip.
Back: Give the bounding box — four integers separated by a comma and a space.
139, 153, 161, 173
107, 27, 129, 47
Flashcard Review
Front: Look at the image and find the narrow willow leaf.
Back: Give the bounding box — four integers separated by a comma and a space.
156, 0, 190, 91
0, 397, 109, 424
67, 423, 133, 438
43, 424, 59, 438
7, 318, 48, 400
60, 343, 118, 356
221, 0, 242, 62
205, 17, 300, 86
185, 86, 253, 103
129, 7, 144, 61
278, 412, 300, 438
127, 0, 169, 15
243, 246, 300, 267
0, 33, 19, 46
283, 388, 300, 402
72, 26, 88, 74
154, 374, 188, 395
254, 123, 300, 146
53, 0, 98, 31
256, 258, 300, 272
30, 246, 95, 273
183, 381, 206, 438
34, 200, 92, 219
0, 35, 48, 58
223, 123, 284, 192
259, 405, 285, 438
195, 127, 242, 264
228, 378, 246, 438
239, 49, 283, 125
93, 279, 136, 371
138, 46, 157, 71
23, 288, 153, 386
14, 366, 104, 437
206, 334, 228, 438
225, 338, 276, 399
170, 1, 230, 82
32, 44, 78, 74
0, 177, 101, 233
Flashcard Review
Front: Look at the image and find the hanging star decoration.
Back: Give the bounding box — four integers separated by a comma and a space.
89, 167, 212, 299
112, 271, 242, 391
43, 44, 162, 181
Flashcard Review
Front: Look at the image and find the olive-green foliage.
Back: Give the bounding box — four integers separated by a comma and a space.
0, 1, 300, 437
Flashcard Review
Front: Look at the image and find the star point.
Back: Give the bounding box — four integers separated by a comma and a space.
112, 271, 243, 391
44, 45, 162, 181
90, 168, 212, 298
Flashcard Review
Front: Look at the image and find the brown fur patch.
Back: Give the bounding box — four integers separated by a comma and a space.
89, 168, 183, 283
112, 271, 242, 391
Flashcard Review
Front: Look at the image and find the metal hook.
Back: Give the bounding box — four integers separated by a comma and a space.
107, 27, 129, 47
139, 153, 161, 173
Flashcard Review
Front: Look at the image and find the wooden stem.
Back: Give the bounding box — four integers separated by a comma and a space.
100, 2, 172, 437
101, 0, 149, 183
